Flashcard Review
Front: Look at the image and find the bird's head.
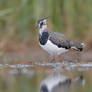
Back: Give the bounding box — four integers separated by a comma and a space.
36, 18, 48, 29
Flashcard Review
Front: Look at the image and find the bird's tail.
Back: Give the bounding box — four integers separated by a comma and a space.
70, 41, 85, 51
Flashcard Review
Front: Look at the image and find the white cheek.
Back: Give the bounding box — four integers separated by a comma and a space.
39, 25, 47, 35
44, 19, 46, 22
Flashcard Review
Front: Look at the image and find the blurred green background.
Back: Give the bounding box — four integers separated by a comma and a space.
0, 0, 92, 92
0, 0, 92, 50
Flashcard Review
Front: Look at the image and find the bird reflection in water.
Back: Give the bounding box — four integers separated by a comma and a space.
40, 73, 85, 92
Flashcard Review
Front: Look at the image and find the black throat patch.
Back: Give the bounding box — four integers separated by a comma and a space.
39, 32, 49, 45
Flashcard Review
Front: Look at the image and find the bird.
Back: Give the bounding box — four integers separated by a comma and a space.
40, 74, 84, 92
36, 18, 85, 62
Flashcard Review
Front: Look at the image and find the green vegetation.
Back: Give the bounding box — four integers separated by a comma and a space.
0, 0, 92, 45
0, 1, 92, 92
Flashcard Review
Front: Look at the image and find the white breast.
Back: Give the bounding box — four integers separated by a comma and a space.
40, 40, 68, 56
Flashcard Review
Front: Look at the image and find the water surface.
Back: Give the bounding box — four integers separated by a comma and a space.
0, 61, 92, 92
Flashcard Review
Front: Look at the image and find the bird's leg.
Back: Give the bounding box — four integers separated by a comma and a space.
50, 55, 55, 63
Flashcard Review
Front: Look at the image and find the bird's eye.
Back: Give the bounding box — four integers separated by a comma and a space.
40, 22, 43, 26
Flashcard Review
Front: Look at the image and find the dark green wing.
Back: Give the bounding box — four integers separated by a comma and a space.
49, 32, 70, 49
49, 32, 84, 51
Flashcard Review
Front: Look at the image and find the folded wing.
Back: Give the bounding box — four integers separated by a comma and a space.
49, 32, 84, 51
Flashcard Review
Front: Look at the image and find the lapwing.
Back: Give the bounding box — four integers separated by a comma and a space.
36, 18, 85, 62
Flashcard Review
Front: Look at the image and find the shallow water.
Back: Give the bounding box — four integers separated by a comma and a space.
0, 62, 92, 92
